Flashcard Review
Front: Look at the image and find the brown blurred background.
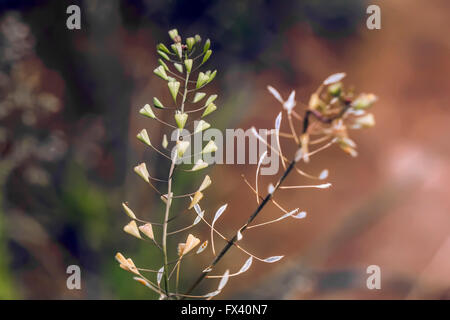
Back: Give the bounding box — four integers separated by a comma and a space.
0, 0, 449, 299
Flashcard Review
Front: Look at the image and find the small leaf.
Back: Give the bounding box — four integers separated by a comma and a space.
139, 104, 156, 119
193, 92, 206, 103
202, 140, 218, 154
138, 223, 154, 240
168, 81, 180, 103
323, 72, 346, 85
218, 270, 230, 291
202, 103, 217, 117
137, 129, 152, 146
122, 202, 137, 219
123, 220, 141, 239
153, 66, 168, 81
263, 255, 284, 263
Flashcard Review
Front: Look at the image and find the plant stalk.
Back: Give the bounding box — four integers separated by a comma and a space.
184, 102, 350, 297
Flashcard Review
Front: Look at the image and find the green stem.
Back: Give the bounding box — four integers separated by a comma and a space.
161, 158, 176, 297
161, 62, 191, 299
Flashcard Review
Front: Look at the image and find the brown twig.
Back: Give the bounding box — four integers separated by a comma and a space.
184, 102, 348, 297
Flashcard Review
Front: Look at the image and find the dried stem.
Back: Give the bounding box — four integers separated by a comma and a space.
184, 102, 349, 297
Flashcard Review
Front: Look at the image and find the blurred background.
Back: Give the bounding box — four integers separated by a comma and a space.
0, 0, 449, 299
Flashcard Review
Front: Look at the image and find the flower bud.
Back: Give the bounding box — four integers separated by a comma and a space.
157, 43, 171, 55
203, 39, 210, 53
186, 37, 195, 51
157, 50, 170, 61
328, 82, 342, 97
201, 50, 212, 65
354, 113, 375, 128
168, 29, 179, 41
352, 93, 377, 110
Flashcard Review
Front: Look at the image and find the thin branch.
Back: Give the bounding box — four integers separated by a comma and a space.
184, 101, 350, 297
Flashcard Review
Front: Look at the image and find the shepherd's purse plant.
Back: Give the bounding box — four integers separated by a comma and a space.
115, 29, 377, 300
